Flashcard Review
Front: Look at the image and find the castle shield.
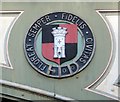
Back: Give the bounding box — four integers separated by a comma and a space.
42, 24, 78, 65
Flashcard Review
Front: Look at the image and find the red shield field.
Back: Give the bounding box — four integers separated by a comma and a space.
42, 24, 78, 65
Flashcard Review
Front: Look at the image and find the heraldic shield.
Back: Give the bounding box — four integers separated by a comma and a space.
42, 24, 78, 65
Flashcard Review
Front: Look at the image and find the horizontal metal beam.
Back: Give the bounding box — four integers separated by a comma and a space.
0, 79, 75, 101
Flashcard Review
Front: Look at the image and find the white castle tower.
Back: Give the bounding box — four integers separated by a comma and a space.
52, 27, 67, 58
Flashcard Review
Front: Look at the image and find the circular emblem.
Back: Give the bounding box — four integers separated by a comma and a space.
24, 12, 95, 78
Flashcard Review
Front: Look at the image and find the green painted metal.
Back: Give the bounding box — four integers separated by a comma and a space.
0, 2, 118, 101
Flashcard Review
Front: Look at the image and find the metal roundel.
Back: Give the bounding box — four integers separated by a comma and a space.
24, 12, 95, 78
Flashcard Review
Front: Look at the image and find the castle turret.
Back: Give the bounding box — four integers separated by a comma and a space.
52, 27, 67, 58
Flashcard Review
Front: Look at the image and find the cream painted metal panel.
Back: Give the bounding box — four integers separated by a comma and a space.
86, 10, 119, 101
0, 11, 23, 69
